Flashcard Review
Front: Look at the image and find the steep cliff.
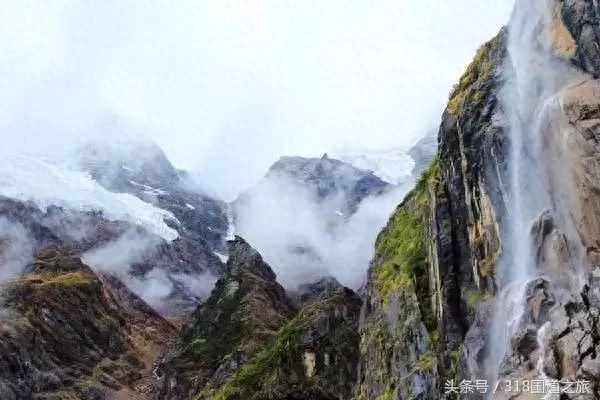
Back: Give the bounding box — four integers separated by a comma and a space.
357, 30, 506, 399
358, 0, 600, 399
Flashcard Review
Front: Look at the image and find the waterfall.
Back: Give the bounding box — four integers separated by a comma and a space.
485, 0, 576, 388
225, 203, 236, 241
499, 0, 556, 286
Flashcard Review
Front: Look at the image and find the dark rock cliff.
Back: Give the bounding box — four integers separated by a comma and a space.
357, 1, 600, 399
356, 31, 507, 400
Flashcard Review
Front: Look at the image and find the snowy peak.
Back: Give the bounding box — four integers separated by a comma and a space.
75, 140, 230, 252
76, 139, 181, 193
265, 153, 390, 210
333, 134, 437, 185
0, 155, 179, 242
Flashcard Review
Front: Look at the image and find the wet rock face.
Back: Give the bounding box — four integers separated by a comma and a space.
530, 211, 578, 286
560, 0, 600, 76
493, 275, 600, 399
358, 1, 600, 399
550, 79, 600, 255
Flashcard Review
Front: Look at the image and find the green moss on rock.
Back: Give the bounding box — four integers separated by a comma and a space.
371, 159, 442, 334
447, 34, 503, 116
375, 386, 395, 400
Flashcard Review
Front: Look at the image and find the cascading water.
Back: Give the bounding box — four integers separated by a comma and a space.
485, 0, 578, 391
225, 203, 236, 241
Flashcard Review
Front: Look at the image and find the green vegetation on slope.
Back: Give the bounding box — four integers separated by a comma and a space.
447, 34, 503, 115
205, 290, 360, 400
205, 315, 304, 400
18, 270, 96, 287
372, 158, 441, 333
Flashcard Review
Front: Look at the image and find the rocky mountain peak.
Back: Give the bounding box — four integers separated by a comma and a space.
76, 139, 230, 252
293, 275, 344, 306
265, 154, 389, 205
226, 235, 277, 282
160, 239, 362, 400
159, 237, 297, 399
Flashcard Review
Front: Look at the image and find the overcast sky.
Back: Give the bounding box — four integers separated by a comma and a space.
0, 0, 514, 199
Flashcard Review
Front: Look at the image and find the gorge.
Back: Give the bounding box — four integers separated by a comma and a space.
2, 0, 600, 399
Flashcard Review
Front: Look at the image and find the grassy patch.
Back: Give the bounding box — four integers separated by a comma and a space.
375, 386, 395, 400
206, 314, 304, 400
447, 35, 501, 116
372, 158, 441, 318
19, 271, 95, 287
413, 353, 436, 373
373, 206, 424, 300
206, 293, 354, 400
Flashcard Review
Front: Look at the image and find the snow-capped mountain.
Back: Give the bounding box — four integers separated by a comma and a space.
332, 132, 438, 185
0, 142, 231, 316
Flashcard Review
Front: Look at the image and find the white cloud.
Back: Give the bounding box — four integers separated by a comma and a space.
0, 218, 34, 282
0, 0, 514, 200
234, 173, 417, 289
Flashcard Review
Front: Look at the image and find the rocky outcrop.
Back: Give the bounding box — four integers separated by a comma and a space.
159, 237, 362, 400
0, 246, 176, 400
211, 286, 361, 400
159, 236, 297, 399
292, 276, 344, 307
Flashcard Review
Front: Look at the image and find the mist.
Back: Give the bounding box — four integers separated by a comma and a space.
81, 229, 169, 308
81, 228, 218, 311
0, 218, 34, 283
1, 0, 513, 200
234, 173, 417, 289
